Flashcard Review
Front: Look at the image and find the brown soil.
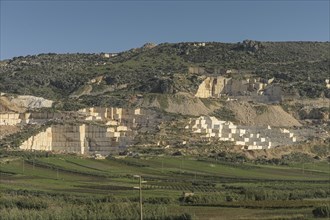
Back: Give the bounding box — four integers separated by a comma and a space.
227, 101, 301, 127
165, 93, 219, 116
0, 96, 25, 113
141, 93, 220, 116
0, 125, 21, 139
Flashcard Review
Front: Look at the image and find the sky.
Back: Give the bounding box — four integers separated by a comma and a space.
0, 0, 329, 60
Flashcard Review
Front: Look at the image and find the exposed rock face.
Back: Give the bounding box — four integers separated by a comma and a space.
20, 124, 132, 155
0, 112, 62, 126
195, 76, 227, 98
20, 127, 53, 151
19, 107, 156, 155
0, 113, 26, 125
235, 40, 264, 52
188, 67, 206, 75
0, 96, 25, 113
10, 95, 53, 109
195, 76, 281, 103
142, 42, 157, 49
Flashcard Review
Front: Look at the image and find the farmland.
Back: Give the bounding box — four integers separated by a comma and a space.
0, 152, 329, 219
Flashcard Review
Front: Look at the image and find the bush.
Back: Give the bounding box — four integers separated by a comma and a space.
312, 204, 330, 218
145, 197, 173, 204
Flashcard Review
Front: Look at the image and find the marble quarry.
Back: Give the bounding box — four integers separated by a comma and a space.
20, 124, 133, 155
195, 76, 282, 103
0, 112, 63, 126
186, 116, 297, 150
19, 107, 151, 155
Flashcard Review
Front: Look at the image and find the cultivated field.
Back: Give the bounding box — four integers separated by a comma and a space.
0, 152, 329, 219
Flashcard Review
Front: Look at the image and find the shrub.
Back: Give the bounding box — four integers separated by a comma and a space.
312, 204, 330, 218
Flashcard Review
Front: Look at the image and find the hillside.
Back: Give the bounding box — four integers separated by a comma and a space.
0, 41, 329, 106
0, 40, 329, 158
0, 41, 329, 220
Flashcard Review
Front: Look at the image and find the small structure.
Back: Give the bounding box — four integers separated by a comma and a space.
101, 53, 118, 58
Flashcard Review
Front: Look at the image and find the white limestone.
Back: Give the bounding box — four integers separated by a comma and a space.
20, 124, 132, 155
195, 76, 282, 103
10, 95, 53, 109
186, 116, 297, 150
19, 107, 151, 155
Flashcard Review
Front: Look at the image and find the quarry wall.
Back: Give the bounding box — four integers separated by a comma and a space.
195, 76, 282, 103
20, 124, 132, 155
19, 107, 148, 155
0, 112, 63, 126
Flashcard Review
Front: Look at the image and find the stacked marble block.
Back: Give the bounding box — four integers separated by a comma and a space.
20, 107, 146, 155
20, 124, 133, 155
0, 112, 62, 125
0, 113, 33, 125
187, 116, 297, 150
0, 113, 22, 125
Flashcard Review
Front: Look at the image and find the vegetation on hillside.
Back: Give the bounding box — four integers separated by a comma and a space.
1, 41, 329, 107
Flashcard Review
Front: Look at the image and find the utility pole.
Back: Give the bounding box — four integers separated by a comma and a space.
33, 150, 36, 170
180, 157, 183, 174
302, 163, 305, 174
161, 159, 164, 173
134, 175, 145, 220
22, 159, 25, 173
139, 176, 142, 220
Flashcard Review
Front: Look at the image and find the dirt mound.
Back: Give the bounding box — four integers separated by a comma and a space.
141, 93, 220, 116
0, 96, 25, 113
255, 105, 302, 127
0, 125, 20, 139
227, 101, 301, 127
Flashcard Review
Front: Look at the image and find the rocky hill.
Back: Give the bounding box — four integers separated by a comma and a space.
1, 41, 329, 104
0, 40, 329, 159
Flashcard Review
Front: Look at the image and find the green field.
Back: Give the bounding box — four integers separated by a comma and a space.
0, 154, 329, 219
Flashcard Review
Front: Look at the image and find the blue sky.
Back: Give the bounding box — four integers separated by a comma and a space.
0, 0, 329, 60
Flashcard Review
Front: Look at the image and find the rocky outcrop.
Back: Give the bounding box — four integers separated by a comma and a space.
235, 40, 264, 53
0, 113, 24, 125
0, 112, 62, 126
10, 95, 53, 109
0, 96, 25, 113
195, 76, 227, 98
142, 42, 157, 49
20, 127, 53, 151
194, 76, 282, 103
